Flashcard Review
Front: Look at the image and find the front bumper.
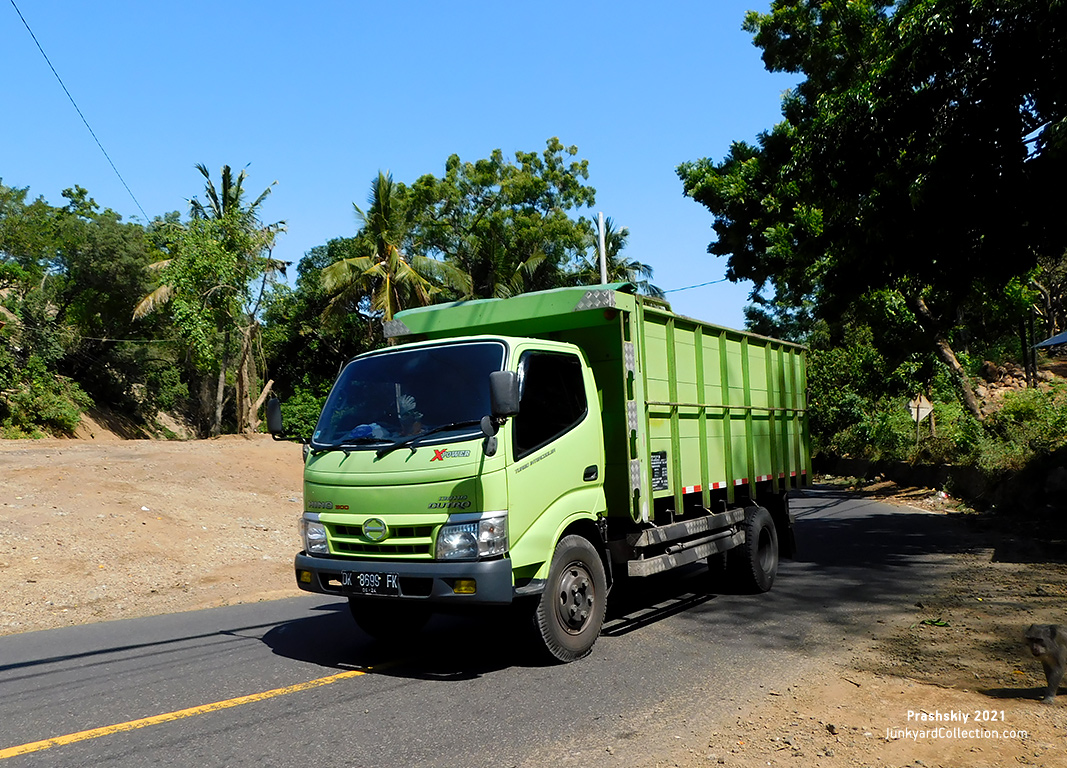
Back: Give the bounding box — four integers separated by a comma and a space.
294, 552, 515, 605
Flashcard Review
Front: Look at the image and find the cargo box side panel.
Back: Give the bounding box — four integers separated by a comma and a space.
642, 315, 674, 508
724, 334, 751, 492
636, 302, 810, 517
700, 332, 728, 500
747, 342, 775, 486
672, 322, 703, 503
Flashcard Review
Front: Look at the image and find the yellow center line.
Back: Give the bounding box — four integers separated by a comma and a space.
0, 669, 366, 760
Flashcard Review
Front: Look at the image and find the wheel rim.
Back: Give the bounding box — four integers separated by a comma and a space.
556, 561, 596, 634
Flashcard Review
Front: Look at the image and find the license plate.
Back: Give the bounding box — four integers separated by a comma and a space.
341, 571, 400, 596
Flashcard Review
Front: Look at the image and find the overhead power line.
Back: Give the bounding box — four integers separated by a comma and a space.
10, 0, 149, 221
663, 277, 729, 294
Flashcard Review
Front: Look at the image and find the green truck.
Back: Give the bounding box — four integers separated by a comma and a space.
267, 284, 809, 661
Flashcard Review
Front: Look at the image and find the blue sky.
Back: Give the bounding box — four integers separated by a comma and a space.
2, 1, 795, 328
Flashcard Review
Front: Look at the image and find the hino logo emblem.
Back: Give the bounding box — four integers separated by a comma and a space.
362, 518, 388, 542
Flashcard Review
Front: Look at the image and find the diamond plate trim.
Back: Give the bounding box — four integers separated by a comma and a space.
383, 319, 413, 338
573, 289, 617, 312
627, 401, 638, 433
624, 342, 635, 374
630, 459, 642, 492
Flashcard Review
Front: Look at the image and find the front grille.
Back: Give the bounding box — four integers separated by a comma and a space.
327, 522, 435, 558
334, 523, 435, 539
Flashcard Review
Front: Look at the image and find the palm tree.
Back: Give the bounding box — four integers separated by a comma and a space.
134, 164, 285, 435
189, 163, 274, 223
322, 172, 470, 330
573, 216, 665, 298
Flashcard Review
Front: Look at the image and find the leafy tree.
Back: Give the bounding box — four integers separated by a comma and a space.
408, 137, 596, 299
1031, 249, 1067, 340
262, 243, 374, 401
743, 294, 816, 343
0, 183, 104, 435
679, 0, 1067, 420
0, 181, 55, 290
135, 165, 285, 435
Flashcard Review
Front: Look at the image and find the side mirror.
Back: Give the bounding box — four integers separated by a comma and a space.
266, 396, 284, 436
489, 370, 520, 418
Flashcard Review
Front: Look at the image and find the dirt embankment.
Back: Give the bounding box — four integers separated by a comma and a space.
2, 435, 1065, 767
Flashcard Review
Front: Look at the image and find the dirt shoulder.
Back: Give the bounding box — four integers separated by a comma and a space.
0, 435, 306, 633
656, 484, 1067, 768
2, 437, 1065, 766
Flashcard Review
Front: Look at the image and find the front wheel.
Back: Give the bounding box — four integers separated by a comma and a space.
727, 506, 779, 594
348, 599, 430, 642
534, 535, 608, 663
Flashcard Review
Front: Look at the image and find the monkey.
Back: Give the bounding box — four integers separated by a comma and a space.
1025, 624, 1067, 704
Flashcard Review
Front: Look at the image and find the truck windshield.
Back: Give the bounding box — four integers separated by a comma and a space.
311, 341, 507, 450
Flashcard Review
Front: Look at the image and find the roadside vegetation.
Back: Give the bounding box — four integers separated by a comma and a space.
2, 2, 1065, 510
677, 0, 1067, 499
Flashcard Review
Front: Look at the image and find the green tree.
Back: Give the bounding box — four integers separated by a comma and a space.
679, 0, 1067, 420
135, 165, 285, 435
262, 243, 374, 401
322, 172, 469, 333
408, 137, 596, 299
1, 184, 79, 435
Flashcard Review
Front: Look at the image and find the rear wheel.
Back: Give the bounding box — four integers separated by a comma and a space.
706, 550, 729, 590
727, 506, 779, 593
348, 599, 430, 642
534, 535, 607, 663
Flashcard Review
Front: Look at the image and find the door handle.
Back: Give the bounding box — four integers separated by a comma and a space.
583, 465, 599, 482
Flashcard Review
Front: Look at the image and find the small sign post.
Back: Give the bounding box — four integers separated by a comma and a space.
908, 395, 933, 448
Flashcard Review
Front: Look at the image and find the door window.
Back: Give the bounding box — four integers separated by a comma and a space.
513, 352, 587, 459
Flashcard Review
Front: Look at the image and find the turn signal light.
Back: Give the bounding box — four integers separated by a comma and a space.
453, 579, 476, 594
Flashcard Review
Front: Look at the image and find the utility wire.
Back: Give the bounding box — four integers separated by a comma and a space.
9, 0, 149, 221
663, 277, 729, 294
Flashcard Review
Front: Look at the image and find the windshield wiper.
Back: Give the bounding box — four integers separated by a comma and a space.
375, 420, 483, 459
311, 436, 385, 455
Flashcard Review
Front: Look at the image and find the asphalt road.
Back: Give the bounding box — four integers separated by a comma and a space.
0, 490, 972, 768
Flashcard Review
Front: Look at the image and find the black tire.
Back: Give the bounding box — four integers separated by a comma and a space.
348, 598, 430, 642
534, 535, 608, 663
706, 550, 729, 590
727, 506, 779, 593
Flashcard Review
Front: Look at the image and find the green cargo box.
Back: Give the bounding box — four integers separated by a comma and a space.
386, 283, 810, 526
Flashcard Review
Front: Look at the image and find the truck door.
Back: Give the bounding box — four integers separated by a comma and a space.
505, 349, 606, 554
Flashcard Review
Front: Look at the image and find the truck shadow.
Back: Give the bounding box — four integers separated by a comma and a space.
263, 490, 989, 675
261, 601, 551, 678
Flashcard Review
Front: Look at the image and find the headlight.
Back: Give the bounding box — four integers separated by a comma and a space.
436, 513, 508, 561
301, 517, 328, 554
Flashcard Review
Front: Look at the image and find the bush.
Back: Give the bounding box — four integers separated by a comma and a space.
279, 385, 327, 437
0, 355, 93, 437
976, 382, 1067, 472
